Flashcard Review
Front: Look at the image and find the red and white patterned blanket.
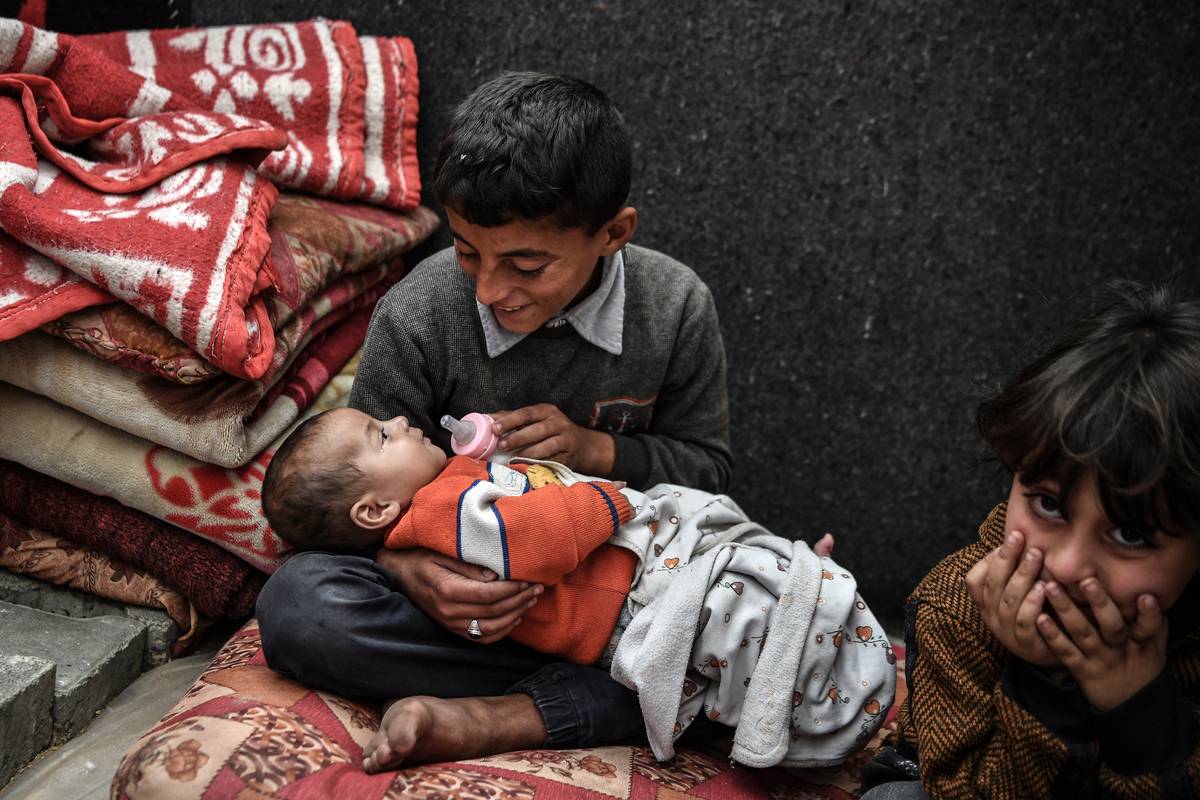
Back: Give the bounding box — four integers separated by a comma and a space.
0, 18, 422, 380
0, 19, 286, 377
82, 21, 421, 211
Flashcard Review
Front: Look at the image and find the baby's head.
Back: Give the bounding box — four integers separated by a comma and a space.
262, 408, 448, 553
977, 283, 1200, 616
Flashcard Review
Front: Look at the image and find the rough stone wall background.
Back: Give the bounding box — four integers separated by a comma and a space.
118, 1, 1200, 624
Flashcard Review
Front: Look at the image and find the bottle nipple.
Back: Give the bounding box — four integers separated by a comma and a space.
440, 412, 501, 460
440, 414, 476, 444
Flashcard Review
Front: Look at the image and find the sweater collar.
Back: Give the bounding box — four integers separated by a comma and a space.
477, 249, 625, 359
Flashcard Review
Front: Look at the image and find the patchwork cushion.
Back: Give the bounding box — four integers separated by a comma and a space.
112, 619, 908, 799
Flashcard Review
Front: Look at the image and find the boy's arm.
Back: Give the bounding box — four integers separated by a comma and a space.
610, 281, 731, 492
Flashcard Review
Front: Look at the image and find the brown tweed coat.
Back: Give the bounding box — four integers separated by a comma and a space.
889, 504, 1200, 799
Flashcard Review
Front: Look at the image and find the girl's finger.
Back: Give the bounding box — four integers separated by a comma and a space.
1080, 578, 1127, 647
1037, 613, 1084, 666
965, 557, 988, 601
1129, 594, 1165, 642
999, 547, 1042, 620
984, 531, 1024, 599
1044, 582, 1101, 655
1013, 580, 1047, 643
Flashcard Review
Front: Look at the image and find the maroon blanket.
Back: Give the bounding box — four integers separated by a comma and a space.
0, 459, 264, 620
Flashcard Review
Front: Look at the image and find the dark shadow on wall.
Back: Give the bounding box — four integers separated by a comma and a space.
50, 0, 1200, 628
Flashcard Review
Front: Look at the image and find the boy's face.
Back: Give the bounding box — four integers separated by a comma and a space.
323, 408, 447, 510
1005, 473, 1200, 620
447, 207, 633, 335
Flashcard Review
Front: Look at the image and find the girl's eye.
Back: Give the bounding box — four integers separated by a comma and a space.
1109, 527, 1153, 550
1026, 492, 1062, 520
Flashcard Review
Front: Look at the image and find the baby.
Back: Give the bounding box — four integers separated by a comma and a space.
263, 407, 895, 769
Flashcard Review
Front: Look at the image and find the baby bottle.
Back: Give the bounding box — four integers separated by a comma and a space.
440, 412, 502, 460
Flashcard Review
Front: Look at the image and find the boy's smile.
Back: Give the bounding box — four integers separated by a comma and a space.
446, 207, 635, 335
1005, 473, 1200, 620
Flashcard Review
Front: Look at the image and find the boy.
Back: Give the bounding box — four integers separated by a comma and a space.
257, 72, 734, 767
862, 284, 1200, 799
261, 406, 891, 773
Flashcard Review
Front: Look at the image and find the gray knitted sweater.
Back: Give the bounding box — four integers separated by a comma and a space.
348, 244, 732, 492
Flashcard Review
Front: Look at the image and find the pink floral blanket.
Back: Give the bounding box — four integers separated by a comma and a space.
0, 351, 361, 570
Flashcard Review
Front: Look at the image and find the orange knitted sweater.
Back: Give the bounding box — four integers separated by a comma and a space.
385, 457, 637, 664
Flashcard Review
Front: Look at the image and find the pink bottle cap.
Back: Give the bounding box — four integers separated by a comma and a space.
440, 412, 500, 460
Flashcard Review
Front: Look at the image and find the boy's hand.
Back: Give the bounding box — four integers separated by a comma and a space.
375, 548, 543, 645
965, 530, 1059, 667
1037, 579, 1168, 711
491, 404, 615, 476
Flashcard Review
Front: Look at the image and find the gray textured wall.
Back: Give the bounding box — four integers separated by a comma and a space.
194, 0, 1199, 627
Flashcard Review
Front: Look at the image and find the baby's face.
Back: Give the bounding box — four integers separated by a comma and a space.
323, 408, 448, 509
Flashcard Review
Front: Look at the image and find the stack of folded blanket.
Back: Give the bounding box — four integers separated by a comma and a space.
0, 17, 438, 653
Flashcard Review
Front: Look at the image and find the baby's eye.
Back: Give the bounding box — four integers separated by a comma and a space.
380, 429, 389, 442
1026, 492, 1062, 520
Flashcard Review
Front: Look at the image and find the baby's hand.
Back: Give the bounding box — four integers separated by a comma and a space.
965, 530, 1059, 667
1037, 579, 1168, 711
813, 533, 835, 558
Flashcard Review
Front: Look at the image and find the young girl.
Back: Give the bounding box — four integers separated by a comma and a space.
862, 283, 1200, 799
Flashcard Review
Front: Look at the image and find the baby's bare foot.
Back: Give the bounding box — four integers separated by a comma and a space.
361, 694, 546, 773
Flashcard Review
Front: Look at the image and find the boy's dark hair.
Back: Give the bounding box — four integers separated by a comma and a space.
433, 71, 632, 234
978, 282, 1200, 538
261, 411, 373, 553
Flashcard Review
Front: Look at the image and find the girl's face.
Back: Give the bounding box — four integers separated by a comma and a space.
1005, 473, 1200, 620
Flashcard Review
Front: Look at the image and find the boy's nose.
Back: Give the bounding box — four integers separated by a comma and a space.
473, 264, 509, 306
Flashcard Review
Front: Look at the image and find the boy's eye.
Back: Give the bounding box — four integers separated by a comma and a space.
515, 264, 548, 277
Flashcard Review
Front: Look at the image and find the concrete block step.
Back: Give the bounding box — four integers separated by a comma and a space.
0, 654, 55, 788
0, 569, 178, 669
0, 600, 145, 741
